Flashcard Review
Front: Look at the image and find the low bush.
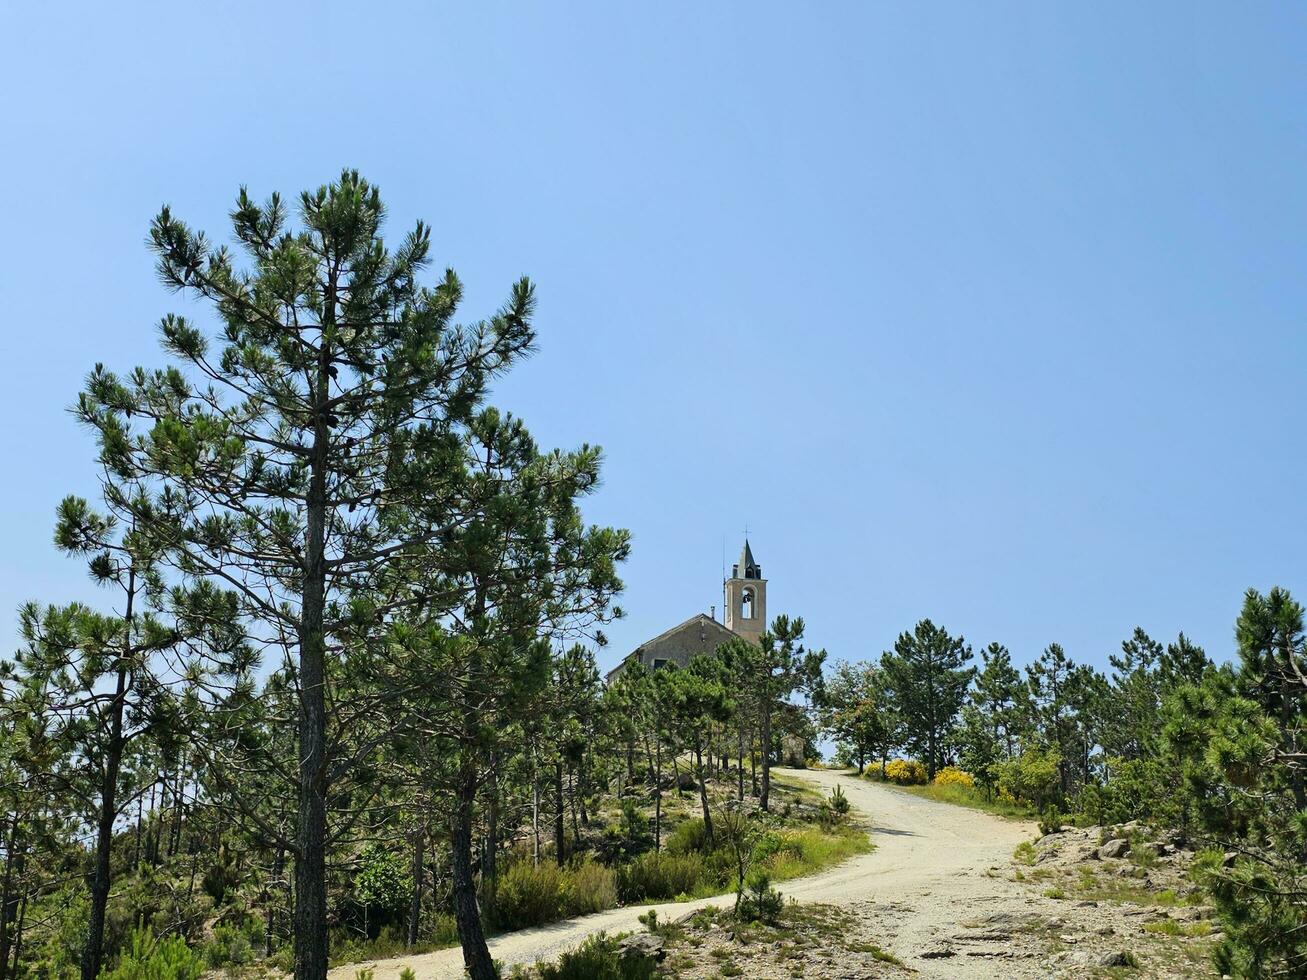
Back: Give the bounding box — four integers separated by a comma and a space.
200, 915, 266, 969
617, 850, 704, 902
494, 857, 618, 929
665, 818, 708, 855
993, 750, 1061, 810
884, 759, 928, 785
566, 857, 618, 916
932, 766, 974, 788
818, 785, 851, 827
736, 872, 784, 924
494, 860, 568, 929
101, 928, 204, 980
535, 932, 655, 980
1038, 806, 1064, 836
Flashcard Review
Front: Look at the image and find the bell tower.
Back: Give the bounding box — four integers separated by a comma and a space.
724, 539, 766, 645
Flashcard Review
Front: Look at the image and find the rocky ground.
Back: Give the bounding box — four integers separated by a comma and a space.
347, 772, 1221, 979
635, 819, 1220, 979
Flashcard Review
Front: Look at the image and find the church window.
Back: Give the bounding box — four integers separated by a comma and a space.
652, 658, 669, 670
741, 587, 755, 620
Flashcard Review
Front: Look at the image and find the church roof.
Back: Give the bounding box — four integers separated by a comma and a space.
604, 613, 738, 682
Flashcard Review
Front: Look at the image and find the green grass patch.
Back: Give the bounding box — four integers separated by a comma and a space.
870, 778, 1037, 820
1143, 919, 1213, 938
757, 825, 872, 885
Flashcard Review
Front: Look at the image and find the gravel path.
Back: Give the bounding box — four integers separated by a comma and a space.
328, 768, 1039, 979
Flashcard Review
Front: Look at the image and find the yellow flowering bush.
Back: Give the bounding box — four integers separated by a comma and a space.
933, 766, 975, 788
884, 759, 928, 785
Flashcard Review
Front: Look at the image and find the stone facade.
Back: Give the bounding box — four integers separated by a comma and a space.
604, 613, 738, 683
605, 539, 769, 683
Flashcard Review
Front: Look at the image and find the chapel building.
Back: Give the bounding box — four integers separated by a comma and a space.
605, 539, 767, 682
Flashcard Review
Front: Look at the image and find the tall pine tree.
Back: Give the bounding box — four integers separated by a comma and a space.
880, 620, 974, 779
75, 172, 539, 979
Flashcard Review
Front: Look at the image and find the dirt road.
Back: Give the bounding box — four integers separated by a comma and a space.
330, 768, 1039, 978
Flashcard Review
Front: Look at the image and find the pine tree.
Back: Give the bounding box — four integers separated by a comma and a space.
739, 616, 824, 811
383, 406, 625, 980
666, 655, 733, 845
971, 643, 1028, 760
880, 620, 974, 779
74, 171, 539, 978
1026, 642, 1075, 794
1107, 627, 1164, 761
817, 660, 894, 775
9, 494, 184, 980
1164, 588, 1307, 976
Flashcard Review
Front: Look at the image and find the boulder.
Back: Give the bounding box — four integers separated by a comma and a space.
919, 942, 955, 959
1097, 950, 1135, 967
1098, 837, 1131, 859
617, 932, 666, 963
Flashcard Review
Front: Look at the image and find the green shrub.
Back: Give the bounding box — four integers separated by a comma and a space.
736, 872, 783, 924
665, 818, 708, 855
994, 749, 1062, 810
493, 856, 618, 929
537, 932, 654, 980
617, 850, 704, 902
1038, 806, 1064, 836
818, 785, 851, 827
399, 970, 416, 980
494, 860, 568, 929
202, 923, 252, 968
354, 842, 413, 932
565, 857, 618, 916
1013, 840, 1037, 866
101, 929, 204, 980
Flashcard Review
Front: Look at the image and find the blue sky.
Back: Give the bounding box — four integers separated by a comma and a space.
2, 3, 1304, 679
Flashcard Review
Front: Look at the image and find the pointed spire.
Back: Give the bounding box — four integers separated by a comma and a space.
738, 539, 761, 579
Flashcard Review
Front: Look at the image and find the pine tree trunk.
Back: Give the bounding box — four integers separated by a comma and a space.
553, 762, 565, 866
578, 754, 590, 826
737, 727, 745, 801
133, 794, 143, 868
654, 738, 663, 851
0, 812, 18, 980
407, 830, 424, 946
483, 755, 499, 923
168, 766, 185, 859
760, 701, 773, 811
8, 891, 23, 980
694, 737, 713, 847
451, 760, 495, 980
150, 768, 167, 867
81, 566, 133, 980
293, 365, 332, 980
568, 767, 581, 851
266, 846, 284, 959
531, 751, 541, 865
